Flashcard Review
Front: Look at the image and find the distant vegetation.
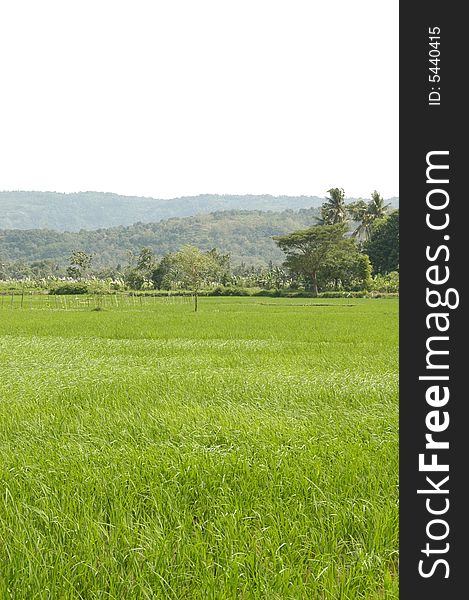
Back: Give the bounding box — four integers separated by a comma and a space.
0, 191, 399, 597
0, 190, 399, 231
0, 200, 399, 275
0, 208, 322, 269
0, 191, 328, 231
0, 191, 399, 299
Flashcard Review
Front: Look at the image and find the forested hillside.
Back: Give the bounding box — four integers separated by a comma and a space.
0, 208, 323, 267
0, 192, 323, 231
0, 191, 399, 231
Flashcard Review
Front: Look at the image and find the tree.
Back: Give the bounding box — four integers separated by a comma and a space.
347, 199, 370, 241
0, 257, 9, 280
274, 223, 349, 296
260, 266, 290, 291
66, 251, 93, 279
318, 248, 372, 291
348, 191, 392, 242
136, 247, 156, 275
368, 190, 391, 220
205, 248, 232, 285
123, 247, 157, 290
29, 259, 60, 278
364, 210, 399, 274
319, 188, 348, 225
124, 269, 145, 290
169, 245, 221, 311
151, 254, 174, 290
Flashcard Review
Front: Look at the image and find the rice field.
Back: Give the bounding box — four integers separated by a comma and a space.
0, 296, 398, 599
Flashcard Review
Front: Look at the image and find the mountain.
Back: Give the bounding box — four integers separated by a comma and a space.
0, 192, 323, 231
0, 191, 399, 232
0, 208, 324, 268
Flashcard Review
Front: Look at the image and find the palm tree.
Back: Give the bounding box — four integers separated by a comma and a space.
368, 190, 391, 220
347, 199, 370, 241
320, 188, 348, 225
349, 191, 391, 242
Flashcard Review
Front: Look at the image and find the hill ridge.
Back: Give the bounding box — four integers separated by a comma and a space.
0, 191, 399, 232
0, 207, 324, 268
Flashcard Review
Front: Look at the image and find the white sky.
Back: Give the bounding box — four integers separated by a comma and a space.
0, 0, 398, 199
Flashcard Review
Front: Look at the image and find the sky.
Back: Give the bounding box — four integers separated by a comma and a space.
0, 0, 398, 199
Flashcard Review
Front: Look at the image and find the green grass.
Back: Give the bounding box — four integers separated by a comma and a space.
0, 297, 398, 599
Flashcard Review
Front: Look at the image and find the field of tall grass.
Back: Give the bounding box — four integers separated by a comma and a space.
0, 296, 398, 598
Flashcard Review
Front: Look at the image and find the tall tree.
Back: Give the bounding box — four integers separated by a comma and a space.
136, 247, 156, 275
364, 210, 399, 274
368, 190, 391, 220
347, 199, 370, 241
348, 191, 392, 242
274, 223, 349, 296
151, 254, 174, 290
123, 247, 158, 290
169, 245, 221, 311
66, 251, 93, 279
205, 248, 232, 285
320, 188, 348, 225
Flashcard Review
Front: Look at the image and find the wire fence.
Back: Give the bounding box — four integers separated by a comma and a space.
0, 292, 196, 311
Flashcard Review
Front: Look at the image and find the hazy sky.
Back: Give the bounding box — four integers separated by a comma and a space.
0, 1, 398, 199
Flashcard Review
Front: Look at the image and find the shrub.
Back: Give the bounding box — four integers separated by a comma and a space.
86, 280, 114, 294
370, 271, 399, 293
49, 283, 88, 295
210, 286, 251, 296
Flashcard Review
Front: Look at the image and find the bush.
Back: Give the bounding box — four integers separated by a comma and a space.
124, 269, 145, 291
130, 289, 196, 297
369, 292, 399, 298
370, 271, 399, 293
210, 286, 252, 296
85, 279, 115, 294
49, 283, 88, 295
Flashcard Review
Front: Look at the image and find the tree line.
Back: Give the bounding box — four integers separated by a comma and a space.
275, 189, 398, 295
0, 208, 321, 269
1, 190, 399, 302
